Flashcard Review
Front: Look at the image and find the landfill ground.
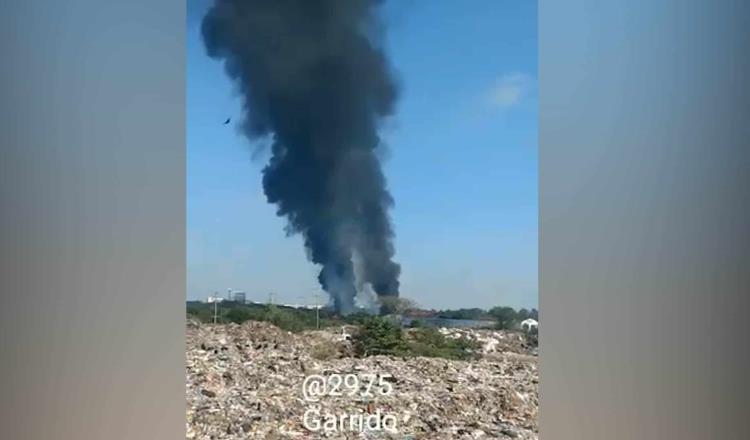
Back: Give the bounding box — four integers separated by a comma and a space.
186, 319, 538, 440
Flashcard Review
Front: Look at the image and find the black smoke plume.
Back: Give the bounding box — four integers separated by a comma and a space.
202, 0, 400, 313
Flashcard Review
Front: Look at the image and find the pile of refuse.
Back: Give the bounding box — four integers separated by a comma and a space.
186, 320, 538, 439
435, 328, 537, 356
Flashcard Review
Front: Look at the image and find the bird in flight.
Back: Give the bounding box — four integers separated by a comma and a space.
223, 117, 231, 125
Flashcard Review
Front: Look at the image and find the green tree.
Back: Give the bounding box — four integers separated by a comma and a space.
226, 308, 252, 324
263, 304, 305, 332
353, 316, 408, 356
517, 308, 531, 321
435, 308, 486, 320
530, 308, 539, 321
489, 306, 518, 330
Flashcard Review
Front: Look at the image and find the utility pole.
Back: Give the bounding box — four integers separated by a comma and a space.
213, 291, 218, 324
314, 291, 320, 329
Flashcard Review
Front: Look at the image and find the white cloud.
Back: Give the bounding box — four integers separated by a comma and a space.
488, 73, 533, 108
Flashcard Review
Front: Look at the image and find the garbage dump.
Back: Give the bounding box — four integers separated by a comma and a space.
186, 320, 538, 439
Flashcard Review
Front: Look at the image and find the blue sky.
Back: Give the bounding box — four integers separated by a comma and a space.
187, 0, 537, 310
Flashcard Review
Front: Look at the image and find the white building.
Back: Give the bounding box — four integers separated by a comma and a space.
521, 318, 538, 332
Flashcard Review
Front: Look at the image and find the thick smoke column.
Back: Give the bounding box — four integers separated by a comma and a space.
202, 0, 400, 313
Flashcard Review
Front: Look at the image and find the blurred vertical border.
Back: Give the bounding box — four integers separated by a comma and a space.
0, 1, 185, 439
540, 0, 749, 439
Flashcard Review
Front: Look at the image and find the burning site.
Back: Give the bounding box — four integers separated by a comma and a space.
188, 0, 538, 438
202, 0, 401, 314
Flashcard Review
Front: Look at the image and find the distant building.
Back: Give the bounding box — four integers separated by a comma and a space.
232, 291, 246, 304
404, 308, 437, 318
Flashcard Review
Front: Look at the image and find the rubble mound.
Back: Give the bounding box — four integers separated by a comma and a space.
434, 328, 537, 356
187, 321, 538, 439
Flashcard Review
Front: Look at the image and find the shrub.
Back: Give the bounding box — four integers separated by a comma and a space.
226, 308, 255, 324
353, 317, 480, 360
353, 316, 408, 357
408, 319, 424, 328
435, 308, 486, 320
407, 328, 480, 360
489, 306, 519, 330
263, 305, 306, 332
341, 311, 372, 325
186, 306, 214, 323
